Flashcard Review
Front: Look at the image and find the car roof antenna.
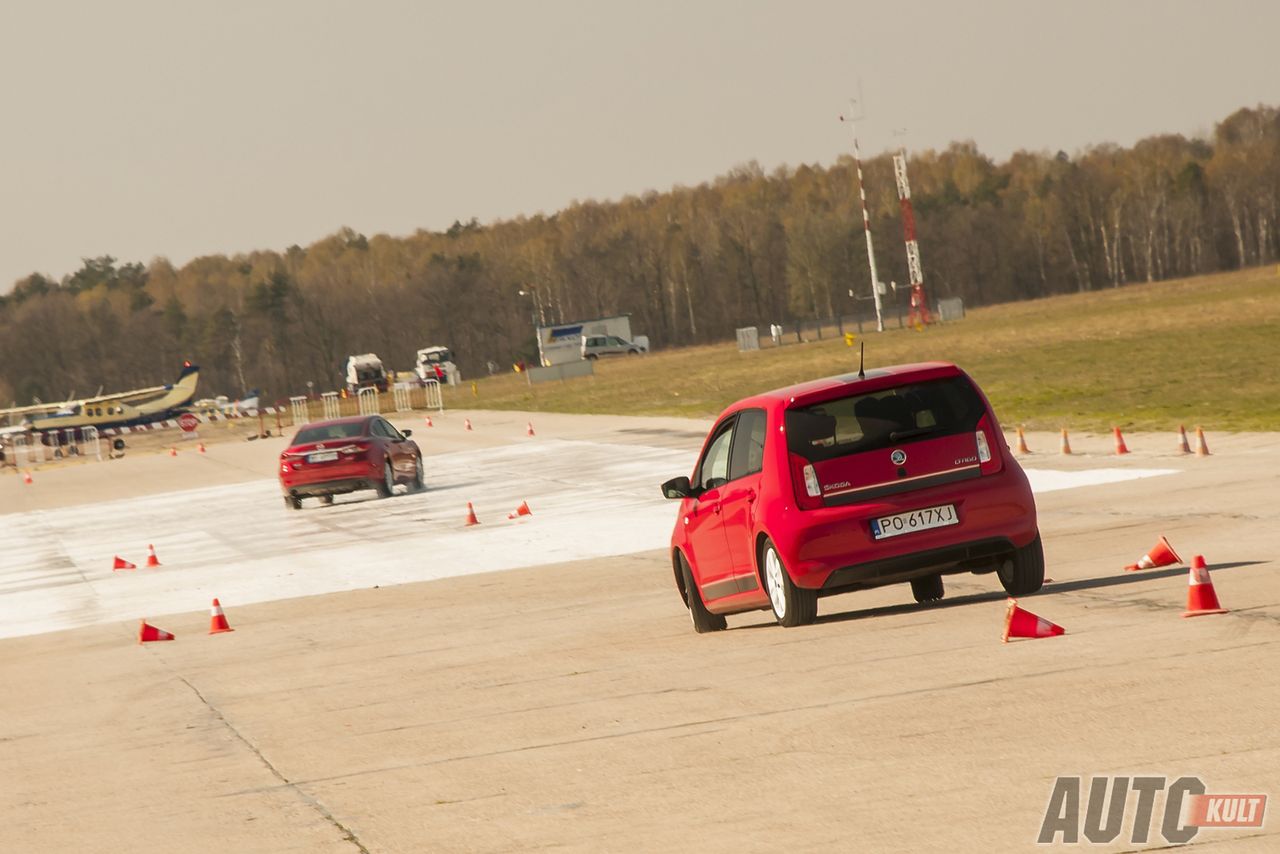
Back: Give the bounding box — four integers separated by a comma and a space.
858, 340, 866, 380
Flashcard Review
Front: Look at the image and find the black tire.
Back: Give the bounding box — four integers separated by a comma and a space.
761, 538, 817, 627
320, 495, 334, 506
911, 574, 944, 603
585, 354, 598, 361
999, 533, 1045, 596
627, 349, 639, 355
410, 454, 425, 492
375, 460, 394, 498
680, 555, 727, 634
285, 495, 302, 511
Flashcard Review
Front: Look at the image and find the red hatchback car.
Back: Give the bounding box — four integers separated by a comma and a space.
662, 362, 1041, 632
279, 415, 423, 509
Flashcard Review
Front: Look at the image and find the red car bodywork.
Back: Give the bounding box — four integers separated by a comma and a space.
665, 362, 1039, 625
278, 415, 421, 506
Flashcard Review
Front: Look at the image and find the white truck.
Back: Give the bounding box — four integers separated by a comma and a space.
415, 346, 460, 386
344, 353, 389, 393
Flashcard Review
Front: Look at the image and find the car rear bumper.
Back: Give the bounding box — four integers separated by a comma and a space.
282, 477, 376, 498
770, 466, 1037, 589
280, 457, 379, 495
820, 536, 1016, 594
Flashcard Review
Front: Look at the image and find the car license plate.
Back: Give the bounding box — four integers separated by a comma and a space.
307, 451, 339, 463
870, 504, 958, 540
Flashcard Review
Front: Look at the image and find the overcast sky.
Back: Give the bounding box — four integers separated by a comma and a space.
2, 0, 1278, 291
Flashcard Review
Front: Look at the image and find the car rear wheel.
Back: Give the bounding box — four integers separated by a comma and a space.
585, 354, 598, 361
375, 461, 394, 498
762, 538, 817, 627
998, 533, 1045, 596
320, 495, 334, 506
284, 495, 302, 511
680, 555, 726, 634
911, 574, 944, 603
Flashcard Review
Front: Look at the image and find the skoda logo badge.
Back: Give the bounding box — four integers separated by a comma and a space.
890, 449, 907, 465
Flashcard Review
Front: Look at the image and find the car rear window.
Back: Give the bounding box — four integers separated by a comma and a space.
784, 377, 985, 463
294, 422, 365, 444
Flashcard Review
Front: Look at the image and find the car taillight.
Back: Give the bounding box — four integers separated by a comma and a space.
789, 453, 825, 510
976, 415, 1004, 475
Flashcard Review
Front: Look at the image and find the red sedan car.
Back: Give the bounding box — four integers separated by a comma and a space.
662, 362, 1041, 632
279, 415, 423, 509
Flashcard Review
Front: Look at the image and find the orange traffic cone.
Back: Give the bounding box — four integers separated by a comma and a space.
137, 620, 175, 643
1176, 425, 1191, 454
169, 447, 177, 457
526, 421, 535, 437
1113, 427, 1130, 455
208, 598, 234, 634
1194, 427, 1211, 456
1182, 555, 1228, 617
1002, 599, 1066, 643
1124, 535, 1182, 572
113, 556, 137, 571
197, 442, 206, 454
1059, 428, 1072, 455
1015, 426, 1030, 455
464, 418, 473, 432
144, 544, 161, 568
425, 415, 433, 427
22, 470, 33, 485
465, 501, 480, 526
507, 500, 532, 519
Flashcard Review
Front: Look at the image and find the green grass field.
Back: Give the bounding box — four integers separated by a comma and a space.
442, 266, 1280, 431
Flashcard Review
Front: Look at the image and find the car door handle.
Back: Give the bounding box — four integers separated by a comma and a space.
745, 489, 757, 503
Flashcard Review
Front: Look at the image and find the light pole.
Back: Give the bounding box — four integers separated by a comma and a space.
840, 97, 886, 333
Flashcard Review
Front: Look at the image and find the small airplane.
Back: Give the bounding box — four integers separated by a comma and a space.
0, 363, 200, 436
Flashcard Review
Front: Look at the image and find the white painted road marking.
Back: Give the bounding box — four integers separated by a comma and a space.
0, 442, 1178, 639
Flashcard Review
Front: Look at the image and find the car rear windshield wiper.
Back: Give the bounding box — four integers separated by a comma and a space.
889, 426, 937, 442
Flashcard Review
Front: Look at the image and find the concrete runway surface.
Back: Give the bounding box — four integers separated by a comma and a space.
2, 413, 1277, 852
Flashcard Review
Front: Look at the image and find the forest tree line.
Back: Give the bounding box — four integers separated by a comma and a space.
1, 104, 1277, 406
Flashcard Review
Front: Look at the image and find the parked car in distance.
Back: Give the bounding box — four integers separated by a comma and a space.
279, 415, 423, 509
581, 334, 646, 360
661, 361, 1041, 632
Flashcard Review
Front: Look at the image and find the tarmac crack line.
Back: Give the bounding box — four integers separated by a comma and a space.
174, 675, 371, 854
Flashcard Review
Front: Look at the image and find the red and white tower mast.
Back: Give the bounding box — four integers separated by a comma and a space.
841, 107, 885, 332
892, 149, 931, 327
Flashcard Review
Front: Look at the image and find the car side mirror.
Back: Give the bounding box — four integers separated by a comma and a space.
661, 475, 694, 500
402, 429, 413, 437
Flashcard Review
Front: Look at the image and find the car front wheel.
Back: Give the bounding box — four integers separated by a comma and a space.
762, 538, 817, 627
998, 533, 1045, 596
411, 455, 425, 492
680, 555, 726, 634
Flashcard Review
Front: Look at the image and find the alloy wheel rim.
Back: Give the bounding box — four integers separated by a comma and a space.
765, 548, 786, 618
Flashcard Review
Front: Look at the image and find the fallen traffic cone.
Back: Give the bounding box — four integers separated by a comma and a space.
1113, 426, 1130, 455
169, 447, 177, 457
113, 556, 137, 571
144, 544, 161, 568
137, 619, 175, 643
22, 470, 33, 485
1124, 535, 1182, 572
1002, 599, 1066, 643
1060, 428, 1072, 455
1015, 426, 1030, 455
1176, 425, 1191, 454
1194, 426, 1211, 456
208, 598, 235, 634
197, 442, 206, 454
1182, 555, 1228, 617
465, 501, 480, 526
507, 500, 532, 519
464, 418, 473, 431
425, 415, 433, 427
526, 421, 535, 437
